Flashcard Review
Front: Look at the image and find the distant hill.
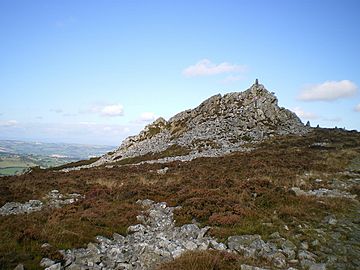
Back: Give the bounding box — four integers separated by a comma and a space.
0, 140, 115, 176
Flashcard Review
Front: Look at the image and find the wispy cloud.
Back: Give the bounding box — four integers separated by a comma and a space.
63, 113, 78, 117
0, 120, 18, 127
88, 104, 124, 117
0, 121, 139, 145
355, 104, 360, 112
292, 107, 319, 119
298, 80, 358, 101
323, 117, 342, 122
183, 59, 246, 77
50, 108, 63, 114
136, 112, 157, 123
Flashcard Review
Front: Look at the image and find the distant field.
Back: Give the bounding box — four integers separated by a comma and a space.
0, 167, 28, 176
0, 156, 37, 167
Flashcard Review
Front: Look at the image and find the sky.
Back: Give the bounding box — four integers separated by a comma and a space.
0, 0, 359, 146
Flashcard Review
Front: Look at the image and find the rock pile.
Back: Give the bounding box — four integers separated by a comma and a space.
43, 199, 226, 270
64, 81, 308, 170
0, 190, 84, 216
41, 199, 329, 270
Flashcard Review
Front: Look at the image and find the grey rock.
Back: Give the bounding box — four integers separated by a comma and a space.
309, 263, 327, 270
272, 252, 287, 268
300, 242, 309, 250
0, 190, 84, 216
240, 264, 269, 270
269, 232, 281, 239
13, 264, 24, 270
156, 167, 169, 174
41, 243, 52, 249
40, 257, 56, 268
323, 216, 337, 225
127, 224, 146, 233
298, 250, 317, 261
45, 263, 61, 270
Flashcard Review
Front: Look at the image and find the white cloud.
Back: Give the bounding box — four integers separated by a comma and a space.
183, 59, 246, 77
138, 112, 157, 122
0, 120, 18, 127
100, 104, 124, 117
298, 80, 358, 101
292, 107, 319, 119
355, 104, 360, 112
88, 104, 124, 117
7, 120, 18, 126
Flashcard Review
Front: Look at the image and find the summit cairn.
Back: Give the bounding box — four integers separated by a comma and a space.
71, 81, 309, 168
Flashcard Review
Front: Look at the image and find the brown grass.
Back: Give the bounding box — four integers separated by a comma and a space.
157, 250, 265, 270
0, 128, 359, 269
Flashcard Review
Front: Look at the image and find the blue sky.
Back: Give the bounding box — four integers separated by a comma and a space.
0, 0, 359, 145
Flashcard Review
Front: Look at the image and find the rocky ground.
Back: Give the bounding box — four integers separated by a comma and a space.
39, 192, 360, 270
1, 128, 359, 270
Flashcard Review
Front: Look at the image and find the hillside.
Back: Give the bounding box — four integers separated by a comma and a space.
0, 83, 359, 270
66, 81, 309, 171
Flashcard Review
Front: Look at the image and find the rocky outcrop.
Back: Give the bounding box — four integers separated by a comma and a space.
70, 81, 308, 169
0, 190, 84, 216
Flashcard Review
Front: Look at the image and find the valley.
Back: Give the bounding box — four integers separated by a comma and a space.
0, 140, 115, 176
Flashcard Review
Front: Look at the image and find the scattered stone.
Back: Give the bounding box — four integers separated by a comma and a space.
311, 240, 320, 247
41, 243, 52, 249
240, 264, 269, 270
0, 190, 84, 216
272, 252, 287, 268
301, 242, 309, 250
0, 200, 43, 216
13, 264, 24, 270
40, 257, 56, 268
39, 199, 331, 270
156, 167, 169, 174
45, 263, 61, 270
290, 187, 357, 199
323, 216, 337, 225
309, 263, 327, 270
269, 232, 281, 239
